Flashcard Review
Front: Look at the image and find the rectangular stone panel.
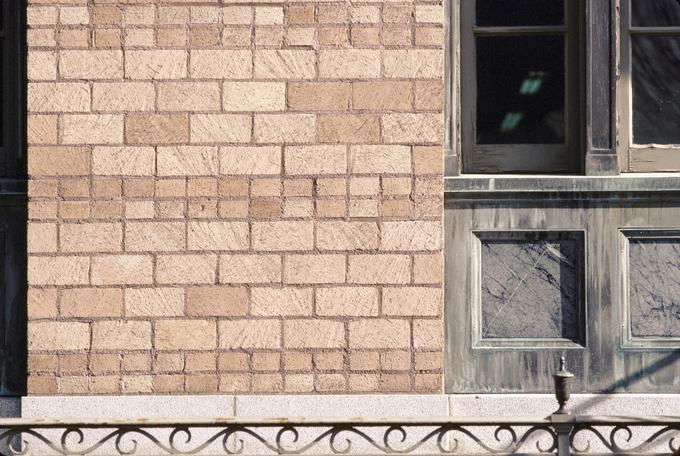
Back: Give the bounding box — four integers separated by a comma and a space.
627, 233, 680, 338
476, 231, 584, 343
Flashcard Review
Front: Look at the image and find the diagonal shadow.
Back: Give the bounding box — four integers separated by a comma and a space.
570, 351, 680, 415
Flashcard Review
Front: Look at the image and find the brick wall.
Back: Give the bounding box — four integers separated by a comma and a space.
26, 1, 444, 395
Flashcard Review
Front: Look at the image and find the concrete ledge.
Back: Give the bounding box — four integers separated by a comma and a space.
14, 394, 680, 418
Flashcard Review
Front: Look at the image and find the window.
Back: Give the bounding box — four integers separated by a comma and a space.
460, 0, 582, 174
620, 0, 680, 171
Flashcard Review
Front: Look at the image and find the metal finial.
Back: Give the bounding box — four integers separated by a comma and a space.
553, 357, 574, 415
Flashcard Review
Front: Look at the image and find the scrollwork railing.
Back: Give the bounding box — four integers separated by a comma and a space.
0, 416, 677, 455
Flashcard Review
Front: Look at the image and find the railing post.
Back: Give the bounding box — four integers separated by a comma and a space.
552, 357, 575, 456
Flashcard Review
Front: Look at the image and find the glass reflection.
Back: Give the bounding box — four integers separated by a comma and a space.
632, 35, 680, 144
632, 0, 680, 27
476, 0, 564, 27
476, 36, 565, 144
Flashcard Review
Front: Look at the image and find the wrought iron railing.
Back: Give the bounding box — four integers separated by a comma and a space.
1, 359, 679, 455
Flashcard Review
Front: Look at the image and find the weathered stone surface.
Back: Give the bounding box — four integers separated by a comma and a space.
251, 287, 313, 316
284, 320, 345, 348
219, 320, 281, 349
316, 287, 379, 316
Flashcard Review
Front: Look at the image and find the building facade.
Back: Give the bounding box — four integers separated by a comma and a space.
0, 0, 678, 418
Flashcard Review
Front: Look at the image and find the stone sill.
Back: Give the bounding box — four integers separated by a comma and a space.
445, 174, 680, 198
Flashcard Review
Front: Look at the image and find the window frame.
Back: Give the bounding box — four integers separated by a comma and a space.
446, 0, 617, 177
618, 0, 680, 172
459, 0, 584, 174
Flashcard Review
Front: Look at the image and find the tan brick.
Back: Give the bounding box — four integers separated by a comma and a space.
188, 221, 249, 251
319, 50, 380, 78
185, 352, 216, 372
126, 50, 188, 79
284, 254, 346, 284
27, 115, 58, 145
219, 320, 281, 349
381, 351, 410, 370
28, 147, 89, 176
415, 80, 444, 111
349, 319, 410, 349
223, 82, 286, 112
92, 321, 152, 350
91, 255, 153, 285
349, 145, 411, 174
319, 27, 349, 46
352, 27, 381, 46
317, 221, 379, 250
156, 319, 217, 350
252, 221, 313, 251
415, 352, 443, 371
287, 82, 349, 111
414, 254, 443, 284
191, 114, 252, 143
218, 353, 248, 372
381, 221, 442, 251
317, 373, 346, 391
28, 6, 57, 25
251, 287, 312, 316
157, 146, 219, 176
154, 352, 184, 373
383, 287, 441, 316
190, 50, 252, 78
220, 146, 281, 175
413, 319, 442, 350
28, 288, 58, 320
61, 288, 122, 318
58, 376, 89, 394
186, 287, 248, 316
28, 257, 89, 286
350, 352, 379, 370
127, 114, 189, 145
348, 255, 410, 284
284, 146, 346, 175
123, 288, 183, 317
382, 113, 444, 143
318, 114, 380, 144
350, 177, 379, 196
59, 223, 121, 253
92, 82, 155, 112
415, 5, 443, 23
219, 255, 281, 284
91, 146, 155, 176
154, 375, 184, 393
158, 82, 221, 111
383, 50, 443, 78
28, 83, 90, 113
27, 223, 57, 253
28, 322, 90, 351
156, 254, 217, 284
62, 115, 123, 145
125, 222, 185, 252
381, 373, 410, 391
254, 50, 316, 79
353, 81, 412, 111
413, 146, 442, 175
349, 374, 379, 392
284, 320, 345, 348
121, 352, 151, 372
285, 352, 312, 371
219, 374, 251, 392
316, 287, 379, 316
59, 50, 123, 79
254, 114, 316, 144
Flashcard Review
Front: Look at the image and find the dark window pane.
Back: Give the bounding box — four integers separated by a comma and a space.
632, 0, 680, 27
628, 239, 680, 338
480, 236, 582, 341
476, 0, 564, 26
476, 35, 565, 144
632, 35, 680, 144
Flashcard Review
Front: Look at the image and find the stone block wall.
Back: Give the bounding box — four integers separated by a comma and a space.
25, 0, 445, 395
